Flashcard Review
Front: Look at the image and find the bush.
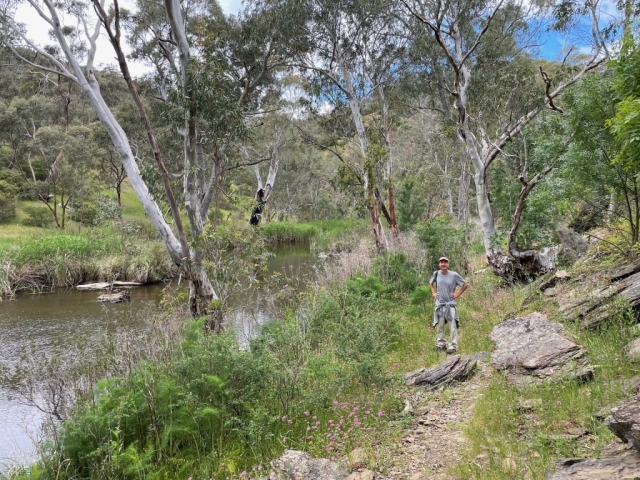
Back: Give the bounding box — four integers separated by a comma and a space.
70, 203, 99, 226
373, 252, 422, 293
415, 217, 465, 268
21, 205, 52, 228
95, 195, 121, 222
0, 179, 18, 222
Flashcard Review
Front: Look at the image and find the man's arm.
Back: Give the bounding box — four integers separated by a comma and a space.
452, 282, 468, 299
430, 280, 438, 298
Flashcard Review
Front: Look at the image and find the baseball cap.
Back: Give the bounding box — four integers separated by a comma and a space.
438, 256, 449, 262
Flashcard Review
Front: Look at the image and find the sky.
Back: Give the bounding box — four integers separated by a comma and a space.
13, 0, 618, 78
14, 0, 243, 77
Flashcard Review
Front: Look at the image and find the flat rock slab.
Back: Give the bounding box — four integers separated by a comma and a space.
270, 450, 348, 480
490, 312, 594, 385
605, 398, 640, 452
78, 281, 142, 290
405, 355, 476, 390
545, 450, 640, 479
96, 290, 131, 303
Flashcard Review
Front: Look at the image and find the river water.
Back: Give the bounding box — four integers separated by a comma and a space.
0, 247, 316, 473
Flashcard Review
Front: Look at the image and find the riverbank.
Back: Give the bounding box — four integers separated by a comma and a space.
0, 196, 364, 298
4, 226, 638, 480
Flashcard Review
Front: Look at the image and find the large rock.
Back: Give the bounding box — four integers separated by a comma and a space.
405, 355, 476, 390
270, 450, 348, 480
557, 226, 589, 262
558, 269, 640, 329
545, 450, 640, 479
490, 313, 594, 385
605, 398, 640, 452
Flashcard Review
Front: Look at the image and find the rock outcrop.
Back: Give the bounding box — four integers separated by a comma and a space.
490, 313, 594, 385
270, 450, 348, 480
605, 398, 640, 451
405, 355, 477, 390
557, 226, 589, 263
545, 450, 640, 479
547, 397, 640, 478
558, 269, 640, 329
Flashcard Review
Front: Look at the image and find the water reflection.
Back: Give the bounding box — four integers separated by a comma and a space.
0, 246, 317, 472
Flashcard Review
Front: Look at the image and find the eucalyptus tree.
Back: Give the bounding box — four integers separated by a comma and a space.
403, 0, 606, 277
32, 124, 94, 228
125, 0, 292, 226
0, 0, 213, 322
287, 0, 408, 250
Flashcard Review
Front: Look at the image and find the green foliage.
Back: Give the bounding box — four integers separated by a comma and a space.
415, 217, 465, 268
345, 275, 387, 297
0, 178, 18, 222
27, 273, 404, 479
396, 179, 426, 231
260, 221, 318, 245
21, 205, 52, 228
260, 220, 366, 249
70, 203, 99, 226
608, 42, 640, 173
408, 285, 432, 320
373, 252, 424, 294
94, 196, 121, 222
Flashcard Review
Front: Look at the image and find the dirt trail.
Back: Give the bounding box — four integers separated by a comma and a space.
374, 360, 493, 480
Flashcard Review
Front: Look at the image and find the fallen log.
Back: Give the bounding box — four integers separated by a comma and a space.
405, 355, 476, 390
96, 290, 131, 303
78, 281, 143, 291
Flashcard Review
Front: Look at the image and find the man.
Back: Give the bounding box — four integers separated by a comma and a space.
429, 256, 468, 354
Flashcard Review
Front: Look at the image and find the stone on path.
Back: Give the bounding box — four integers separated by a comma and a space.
405, 355, 476, 390
490, 312, 594, 385
270, 450, 348, 480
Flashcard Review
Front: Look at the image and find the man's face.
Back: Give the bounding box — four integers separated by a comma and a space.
439, 260, 449, 270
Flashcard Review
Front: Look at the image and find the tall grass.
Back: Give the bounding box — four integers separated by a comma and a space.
261, 219, 368, 250
0, 230, 174, 296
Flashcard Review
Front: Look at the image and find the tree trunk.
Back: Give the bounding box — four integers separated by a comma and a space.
473, 166, 498, 255
487, 167, 554, 281
457, 152, 471, 224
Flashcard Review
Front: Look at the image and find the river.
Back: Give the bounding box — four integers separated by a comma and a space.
0, 246, 317, 473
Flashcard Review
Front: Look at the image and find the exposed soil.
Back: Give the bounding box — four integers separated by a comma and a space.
369, 360, 494, 480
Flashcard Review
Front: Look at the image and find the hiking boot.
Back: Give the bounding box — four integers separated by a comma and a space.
446, 345, 457, 354
436, 342, 446, 350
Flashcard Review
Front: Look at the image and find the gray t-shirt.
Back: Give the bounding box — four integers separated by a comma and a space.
429, 270, 466, 303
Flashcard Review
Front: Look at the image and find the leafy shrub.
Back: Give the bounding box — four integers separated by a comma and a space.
0, 168, 25, 189
415, 217, 465, 268
70, 203, 99, 226
373, 252, 422, 293
21, 205, 52, 228
0, 179, 18, 222
397, 179, 427, 230
95, 195, 121, 222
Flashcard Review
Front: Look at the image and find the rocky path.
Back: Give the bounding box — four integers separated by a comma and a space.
371, 361, 493, 480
